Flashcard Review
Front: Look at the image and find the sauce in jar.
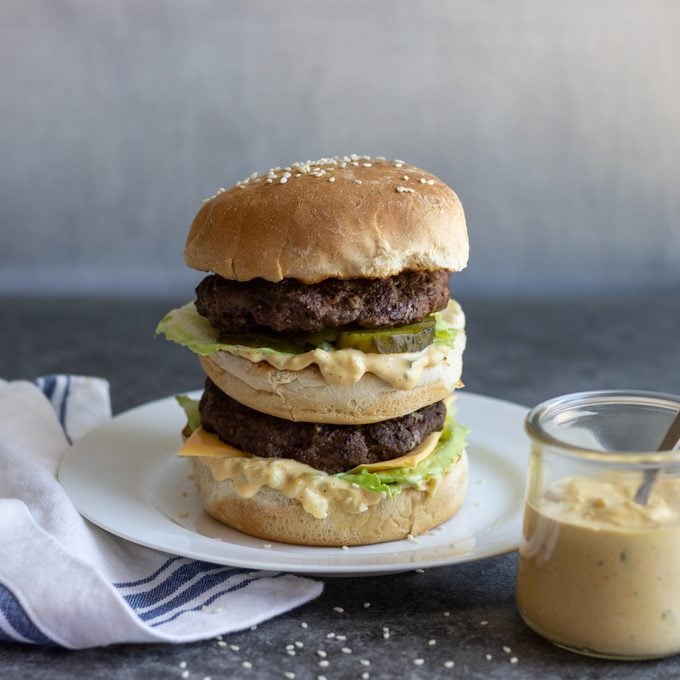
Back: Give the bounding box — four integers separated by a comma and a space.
517, 475, 680, 659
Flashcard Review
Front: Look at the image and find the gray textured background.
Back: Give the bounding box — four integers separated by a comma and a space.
2, 1, 679, 297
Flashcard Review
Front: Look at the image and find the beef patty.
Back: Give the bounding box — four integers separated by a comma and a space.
199, 378, 447, 474
195, 270, 450, 334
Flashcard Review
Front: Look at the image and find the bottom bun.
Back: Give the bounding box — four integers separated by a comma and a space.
191, 450, 468, 546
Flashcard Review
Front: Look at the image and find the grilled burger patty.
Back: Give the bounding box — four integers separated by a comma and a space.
199, 378, 447, 474
195, 270, 451, 334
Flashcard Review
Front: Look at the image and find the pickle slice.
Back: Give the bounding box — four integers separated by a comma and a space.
336, 319, 435, 354
217, 332, 304, 354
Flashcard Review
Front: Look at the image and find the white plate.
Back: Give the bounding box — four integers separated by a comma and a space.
59, 391, 529, 576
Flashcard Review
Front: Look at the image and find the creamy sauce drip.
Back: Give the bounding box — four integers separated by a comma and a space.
517, 475, 680, 658
200, 455, 386, 519
219, 299, 465, 389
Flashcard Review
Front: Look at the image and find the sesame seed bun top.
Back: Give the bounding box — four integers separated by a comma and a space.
183, 155, 469, 283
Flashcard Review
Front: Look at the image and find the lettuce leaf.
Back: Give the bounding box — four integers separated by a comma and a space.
157, 301, 461, 358
175, 394, 201, 433
336, 417, 468, 497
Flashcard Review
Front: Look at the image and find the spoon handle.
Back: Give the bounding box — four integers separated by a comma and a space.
634, 410, 680, 505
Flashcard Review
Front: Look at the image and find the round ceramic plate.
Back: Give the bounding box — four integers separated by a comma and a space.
59, 391, 529, 576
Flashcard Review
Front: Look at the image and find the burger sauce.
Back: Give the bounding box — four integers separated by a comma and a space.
516, 475, 680, 658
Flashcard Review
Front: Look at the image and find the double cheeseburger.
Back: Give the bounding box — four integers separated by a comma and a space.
157, 155, 470, 546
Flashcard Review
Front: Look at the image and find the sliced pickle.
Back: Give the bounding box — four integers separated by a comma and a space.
287, 327, 342, 349
217, 332, 304, 354
336, 319, 436, 354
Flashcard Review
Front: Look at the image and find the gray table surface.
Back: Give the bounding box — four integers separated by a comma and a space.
1, 292, 679, 679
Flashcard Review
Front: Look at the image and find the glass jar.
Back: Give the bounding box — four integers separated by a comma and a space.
516, 390, 680, 659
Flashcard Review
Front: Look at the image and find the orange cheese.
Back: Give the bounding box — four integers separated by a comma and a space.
179, 427, 248, 459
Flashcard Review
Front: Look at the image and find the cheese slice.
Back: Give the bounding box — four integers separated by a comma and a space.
351, 429, 441, 472
179, 427, 248, 459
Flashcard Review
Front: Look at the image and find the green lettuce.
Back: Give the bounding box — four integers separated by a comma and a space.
157, 301, 460, 357
336, 417, 468, 497
175, 394, 201, 433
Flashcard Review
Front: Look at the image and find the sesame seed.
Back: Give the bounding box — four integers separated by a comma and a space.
238, 184, 246, 189
181, 672, 189, 679
336, 634, 346, 641
286, 650, 295, 656
485, 654, 493, 660
510, 657, 518, 664
427, 179, 435, 185
251, 625, 258, 630
317, 650, 327, 658
286, 644, 295, 651
360, 659, 371, 666
443, 611, 450, 617
354, 179, 362, 185
351, 161, 359, 166
341, 647, 352, 654
480, 620, 488, 626
376, 156, 386, 160
284, 673, 295, 679
383, 632, 390, 639
333, 607, 344, 613
317, 677, 327, 680
350, 154, 359, 160
301, 622, 308, 628
328, 177, 336, 182
394, 163, 403, 168
363, 602, 371, 608
262, 543, 272, 549
502, 646, 512, 654
179, 661, 187, 669
203, 676, 212, 680
230, 644, 240, 651
396, 186, 415, 193
395, 159, 405, 164
318, 660, 329, 668
362, 162, 372, 167
382, 626, 390, 632
361, 674, 370, 680
295, 641, 303, 648
428, 639, 436, 646
413, 659, 425, 666
402, 175, 410, 181
242, 661, 252, 669
217, 640, 227, 648
279, 177, 288, 184
326, 632, 335, 639
249, 172, 258, 180
420, 177, 428, 184
444, 660, 454, 668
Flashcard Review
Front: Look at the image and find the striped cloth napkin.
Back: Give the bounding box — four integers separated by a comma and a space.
0, 376, 322, 649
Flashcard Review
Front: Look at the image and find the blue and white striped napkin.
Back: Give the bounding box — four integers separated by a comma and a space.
0, 376, 322, 649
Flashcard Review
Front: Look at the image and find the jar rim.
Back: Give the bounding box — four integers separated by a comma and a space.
525, 389, 680, 463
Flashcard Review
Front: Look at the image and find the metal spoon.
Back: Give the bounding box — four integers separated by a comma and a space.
634, 409, 680, 505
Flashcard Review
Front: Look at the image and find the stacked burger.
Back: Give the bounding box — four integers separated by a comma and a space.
157, 155, 470, 546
